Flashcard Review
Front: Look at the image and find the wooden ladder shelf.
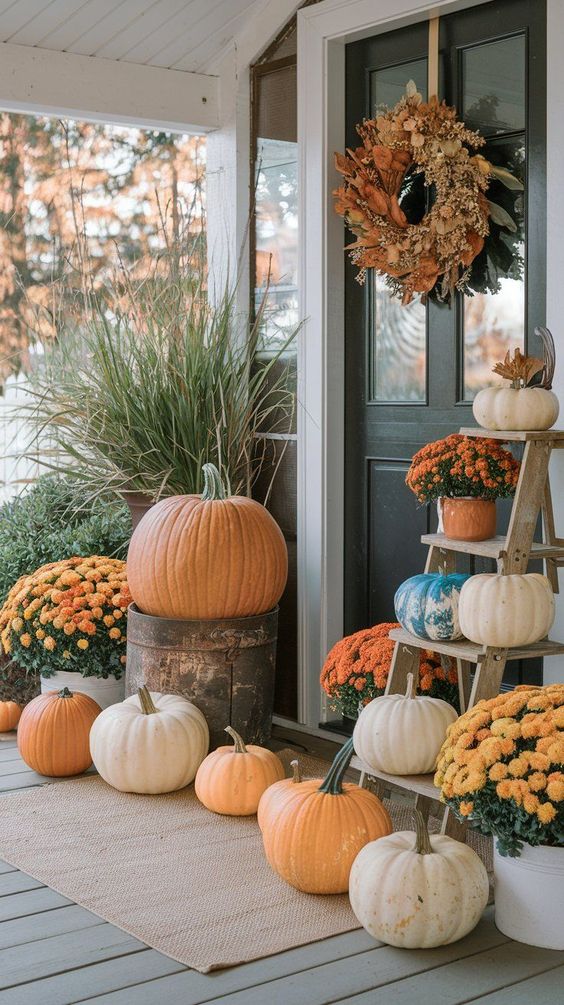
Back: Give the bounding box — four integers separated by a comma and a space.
353, 427, 564, 840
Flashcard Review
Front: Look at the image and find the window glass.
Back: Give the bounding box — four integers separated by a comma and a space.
370, 58, 428, 110
462, 36, 526, 400
255, 139, 298, 347
369, 60, 428, 402
371, 277, 427, 402
462, 35, 526, 135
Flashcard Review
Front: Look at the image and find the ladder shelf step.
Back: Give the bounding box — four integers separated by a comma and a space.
389, 627, 564, 663
460, 426, 564, 444
350, 756, 439, 800
421, 532, 564, 561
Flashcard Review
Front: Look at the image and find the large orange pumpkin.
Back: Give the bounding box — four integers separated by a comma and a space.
257, 738, 392, 894
195, 726, 284, 815
0, 700, 21, 732
127, 464, 288, 620
17, 687, 101, 777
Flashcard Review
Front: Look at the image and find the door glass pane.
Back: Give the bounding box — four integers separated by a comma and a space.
369, 60, 427, 403
372, 276, 426, 401
462, 38, 526, 400
370, 58, 428, 110
462, 35, 525, 135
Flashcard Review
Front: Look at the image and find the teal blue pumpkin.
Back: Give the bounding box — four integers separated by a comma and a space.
394, 572, 470, 641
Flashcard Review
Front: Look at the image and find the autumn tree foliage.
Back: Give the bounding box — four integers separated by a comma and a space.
0, 112, 205, 387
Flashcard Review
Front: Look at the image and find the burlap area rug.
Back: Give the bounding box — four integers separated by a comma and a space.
0, 749, 492, 972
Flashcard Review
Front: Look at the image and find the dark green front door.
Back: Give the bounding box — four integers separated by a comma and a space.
344, 0, 546, 684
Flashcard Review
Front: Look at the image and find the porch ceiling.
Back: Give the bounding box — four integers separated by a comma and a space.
0, 0, 274, 73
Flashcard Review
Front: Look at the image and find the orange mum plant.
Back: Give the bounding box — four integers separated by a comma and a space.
435, 684, 564, 857
406, 433, 520, 503
0, 557, 131, 681
320, 622, 459, 719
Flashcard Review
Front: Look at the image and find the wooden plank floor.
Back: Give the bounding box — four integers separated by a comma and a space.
0, 732, 562, 1004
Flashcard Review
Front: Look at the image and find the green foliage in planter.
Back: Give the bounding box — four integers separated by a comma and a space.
0, 475, 131, 605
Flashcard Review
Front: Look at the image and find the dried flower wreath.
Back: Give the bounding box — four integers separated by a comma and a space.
333, 81, 522, 304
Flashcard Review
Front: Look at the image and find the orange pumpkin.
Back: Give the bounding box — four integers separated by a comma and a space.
127, 464, 288, 620
0, 700, 21, 732
17, 687, 101, 777
257, 738, 392, 894
195, 726, 285, 815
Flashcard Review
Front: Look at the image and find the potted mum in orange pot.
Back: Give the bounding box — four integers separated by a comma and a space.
435, 683, 564, 949
320, 622, 459, 723
0, 557, 132, 710
406, 433, 520, 541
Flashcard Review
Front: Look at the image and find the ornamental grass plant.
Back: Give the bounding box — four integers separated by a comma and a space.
435, 683, 564, 856
406, 433, 520, 503
0, 557, 131, 680
17, 215, 296, 501
320, 622, 459, 718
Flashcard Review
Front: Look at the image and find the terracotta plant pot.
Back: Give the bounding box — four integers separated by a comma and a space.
440, 497, 496, 542
120, 491, 155, 531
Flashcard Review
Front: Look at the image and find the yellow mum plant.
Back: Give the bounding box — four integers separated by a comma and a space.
435, 684, 564, 856
0, 557, 131, 680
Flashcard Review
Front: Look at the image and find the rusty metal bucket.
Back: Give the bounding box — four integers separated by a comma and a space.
125, 604, 278, 749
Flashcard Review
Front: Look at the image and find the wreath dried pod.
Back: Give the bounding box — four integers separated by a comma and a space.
334, 81, 522, 304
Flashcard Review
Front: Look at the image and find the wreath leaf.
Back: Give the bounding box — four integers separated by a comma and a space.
488, 200, 517, 232
489, 165, 524, 191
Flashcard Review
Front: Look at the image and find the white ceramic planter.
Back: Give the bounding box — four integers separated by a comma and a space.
494, 841, 564, 949
40, 671, 124, 710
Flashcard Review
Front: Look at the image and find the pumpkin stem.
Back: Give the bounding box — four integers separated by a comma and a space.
138, 686, 158, 715
413, 809, 434, 855
318, 738, 355, 795
404, 673, 417, 700
57, 687, 73, 699
201, 463, 227, 501
225, 725, 247, 753
290, 759, 301, 783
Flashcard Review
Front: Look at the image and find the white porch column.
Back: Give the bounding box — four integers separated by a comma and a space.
206, 48, 251, 304
544, 0, 564, 684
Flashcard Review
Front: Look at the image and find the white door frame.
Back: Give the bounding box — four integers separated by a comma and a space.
296, 0, 563, 730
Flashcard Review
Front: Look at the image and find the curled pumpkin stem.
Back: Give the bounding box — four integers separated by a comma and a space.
201, 463, 228, 501
225, 725, 247, 753
318, 738, 355, 795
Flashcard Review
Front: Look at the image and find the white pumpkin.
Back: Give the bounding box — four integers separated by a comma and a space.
458, 573, 555, 648
349, 810, 489, 948
352, 673, 457, 775
89, 687, 209, 793
473, 386, 559, 431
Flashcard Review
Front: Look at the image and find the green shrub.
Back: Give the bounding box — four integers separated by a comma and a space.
0, 475, 131, 604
